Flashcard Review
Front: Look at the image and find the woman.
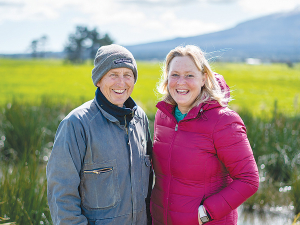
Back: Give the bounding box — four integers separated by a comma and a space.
151, 45, 259, 225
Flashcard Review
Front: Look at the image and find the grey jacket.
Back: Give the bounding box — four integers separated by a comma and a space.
47, 97, 153, 225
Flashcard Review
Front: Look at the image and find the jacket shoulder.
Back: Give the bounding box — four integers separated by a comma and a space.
135, 106, 147, 118
63, 100, 100, 124
213, 107, 245, 131
154, 108, 174, 126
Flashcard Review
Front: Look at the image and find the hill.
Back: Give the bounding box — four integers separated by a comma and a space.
126, 8, 300, 62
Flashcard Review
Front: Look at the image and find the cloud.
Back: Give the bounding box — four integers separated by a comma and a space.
93, 9, 221, 45
0, 1, 24, 7
0, 0, 63, 22
117, 0, 238, 6
1, 0, 298, 25
72, 1, 222, 44
2, 0, 298, 52
238, 0, 300, 15
152, 11, 221, 38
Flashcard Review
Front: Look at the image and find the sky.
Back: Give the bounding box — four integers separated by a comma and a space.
0, 0, 300, 54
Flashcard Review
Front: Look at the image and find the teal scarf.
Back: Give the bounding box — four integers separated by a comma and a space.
174, 106, 187, 122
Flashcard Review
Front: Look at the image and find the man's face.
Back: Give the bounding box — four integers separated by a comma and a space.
97, 68, 135, 107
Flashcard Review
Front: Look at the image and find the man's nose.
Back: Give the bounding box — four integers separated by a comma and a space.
117, 75, 126, 85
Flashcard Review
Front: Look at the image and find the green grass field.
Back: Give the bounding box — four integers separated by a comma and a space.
1, 58, 299, 116
1, 58, 300, 224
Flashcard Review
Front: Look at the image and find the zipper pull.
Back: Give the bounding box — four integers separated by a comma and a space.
84, 168, 113, 174
175, 124, 178, 131
125, 115, 128, 134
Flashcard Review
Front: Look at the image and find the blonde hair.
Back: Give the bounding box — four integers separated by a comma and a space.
157, 45, 229, 110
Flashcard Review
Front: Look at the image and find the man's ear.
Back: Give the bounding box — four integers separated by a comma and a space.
96, 80, 101, 87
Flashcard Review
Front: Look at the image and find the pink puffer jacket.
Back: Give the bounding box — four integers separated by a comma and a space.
151, 75, 259, 225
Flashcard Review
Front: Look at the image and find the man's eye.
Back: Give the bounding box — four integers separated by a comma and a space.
171, 74, 179, 77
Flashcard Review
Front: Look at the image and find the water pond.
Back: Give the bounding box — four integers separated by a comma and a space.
238, 206, 295, 225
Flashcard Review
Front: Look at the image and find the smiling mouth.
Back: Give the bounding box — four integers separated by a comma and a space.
113, 89, 126, 94
176, 89, 189, 95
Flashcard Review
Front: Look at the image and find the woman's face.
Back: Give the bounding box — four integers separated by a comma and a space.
168, 56, 206, 114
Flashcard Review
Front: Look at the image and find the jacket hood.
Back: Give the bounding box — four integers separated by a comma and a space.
156, 73, 230, 121
215, 73, 230, 100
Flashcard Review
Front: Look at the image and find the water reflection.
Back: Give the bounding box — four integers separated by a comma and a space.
238, 206, 294, 225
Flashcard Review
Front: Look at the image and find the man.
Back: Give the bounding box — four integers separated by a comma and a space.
47, 44, 153, 225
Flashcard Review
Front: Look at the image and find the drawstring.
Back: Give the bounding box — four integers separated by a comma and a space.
199, 108, 208, 121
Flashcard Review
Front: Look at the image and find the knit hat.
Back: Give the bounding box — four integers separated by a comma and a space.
91, 44, 138, 86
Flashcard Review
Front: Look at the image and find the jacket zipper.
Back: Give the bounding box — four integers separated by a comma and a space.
125, 109, 135, 135
165, 123, 179, 224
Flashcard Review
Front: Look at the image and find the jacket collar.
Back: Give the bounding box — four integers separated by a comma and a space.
156, 100, 221, 122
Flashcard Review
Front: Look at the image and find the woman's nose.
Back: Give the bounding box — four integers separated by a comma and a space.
177, 76, 185, 85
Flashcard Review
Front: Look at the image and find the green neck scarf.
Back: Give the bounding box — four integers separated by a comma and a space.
174, 105, 187, 122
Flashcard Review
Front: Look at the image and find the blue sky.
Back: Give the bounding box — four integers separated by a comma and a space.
0, 0, 299, 54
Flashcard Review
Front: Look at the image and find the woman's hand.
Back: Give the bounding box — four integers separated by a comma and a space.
198, 205, 207, 225
198, 216, 203, 225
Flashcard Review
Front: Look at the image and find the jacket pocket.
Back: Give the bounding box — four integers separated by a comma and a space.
142, 155, 152, 197
81, 159, 120, 210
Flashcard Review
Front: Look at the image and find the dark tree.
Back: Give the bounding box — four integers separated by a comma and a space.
39, 35, 48, 57
28, 35, 48, 58
88, 28, 113, 60
30, 40, 38, 58
64, 26, 90, 63
65, 26, 114, 63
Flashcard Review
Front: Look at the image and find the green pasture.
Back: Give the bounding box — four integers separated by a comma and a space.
1, 58, 300, 224
0, 58, 299, 116
211, 62, 300, 116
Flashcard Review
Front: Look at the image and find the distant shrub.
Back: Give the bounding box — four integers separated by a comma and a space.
239, 104, 300, 215
0, 98, 75, 163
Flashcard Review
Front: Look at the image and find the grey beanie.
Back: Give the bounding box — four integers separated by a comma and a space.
91, 44, 138, 86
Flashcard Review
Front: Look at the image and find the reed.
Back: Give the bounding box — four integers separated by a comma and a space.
0, 154, 50, 225
292, 213, 300, 225
0, 100, 75, 224
0, 99, 299, 223
239, 104, 300, 215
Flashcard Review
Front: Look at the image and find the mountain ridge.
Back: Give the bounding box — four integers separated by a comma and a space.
125, 9, 300, 62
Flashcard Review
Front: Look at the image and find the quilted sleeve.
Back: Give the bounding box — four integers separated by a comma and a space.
203, 110, 259, 220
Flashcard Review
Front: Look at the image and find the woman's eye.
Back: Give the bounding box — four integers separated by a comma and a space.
187, 74, 194, 78
171, 74, 179, 77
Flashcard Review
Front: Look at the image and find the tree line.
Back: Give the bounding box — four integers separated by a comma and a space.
29, 26, 113, 63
